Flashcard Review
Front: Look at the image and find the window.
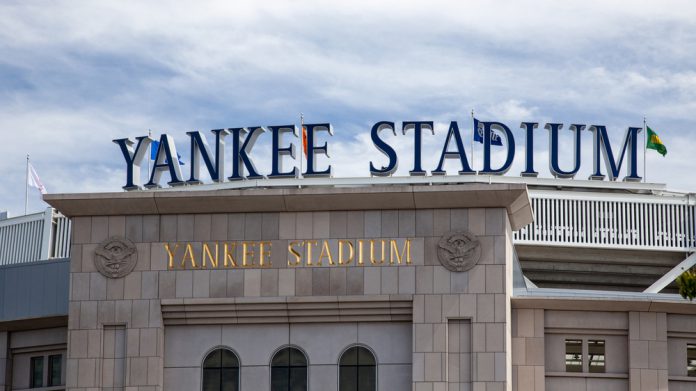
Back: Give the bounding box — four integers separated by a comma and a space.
688, 344, 696, 377
339, 346, 376, 391
30, 356, 44, 388
202, 348, 240, 391
587, 340, 605, 373
565, 339, 582, 372
47, 354, 63, 386
271, 347, 307, 391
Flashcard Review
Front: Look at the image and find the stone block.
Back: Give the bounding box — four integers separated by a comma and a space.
193, 214, 211, 241
261, 269, 279, 296
279, 213, 296, 239
108, 216, 126, 237
125, 215, 143, 242
433, 266, 451, 294
89, 273, 106, 300
364, 267, 381, 295
139, 328, 157, 357
399, 266, 416, 294
346, 267, 364, 295
381, 210, 399, 237
330, 268, 346, 296
415, 323, 434, 352
330, 211, 347, 238
176, 215, 194, 241
416, 266, 434, 294
160, 215, 177, 241
193, 270, 210, 298
451, 209, 469, 231
72, 273, 90, 301
244, 213, 263, 240
468, 209, 485, 236
416, 209, 434, 237
364, 211, 381, 237
124, 271, 142, 300
132, 299, 150, 328
425, 295, 443, 323
175, 271, 193, 298
72, 217, 92, 244
209, 270, 226, 298
91, 216, 109, 243
81, 244, 97, 273
227, 269, 244, 297
312, 211, 330, 239
158, 271, 175, 299
346, 211, 365, 238
312, 268, 330, 295
451, 271, 468, 293
142, 215, 160, 242
433, 209, 450, 236
399, 210, 416, 236
381, 267, 398, 294
295, 268, 312, 296
243, 269, 261, 297
296, 212, 313, 239
228, 213, 245, 240
476, 295, 495, 323
278, 269, 295, 296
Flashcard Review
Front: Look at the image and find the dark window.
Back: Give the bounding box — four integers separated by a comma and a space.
30, 356, 43, 388
565, 339, 582, 372
202, 348, 240, 391
271, 347, 307, 391
588, 340, 605, 373
339, 346, 376, 391
47, 354, 63, 386
688, 344, 696, 377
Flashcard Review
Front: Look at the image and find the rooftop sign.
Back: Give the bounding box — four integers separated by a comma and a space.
113, 120, 642, 190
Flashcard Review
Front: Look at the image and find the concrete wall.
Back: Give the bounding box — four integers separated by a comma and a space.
66, 207, 513, 391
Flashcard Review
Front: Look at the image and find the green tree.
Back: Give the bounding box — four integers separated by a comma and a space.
676, 269, 696, 301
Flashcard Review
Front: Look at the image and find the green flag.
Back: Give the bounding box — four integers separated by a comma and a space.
646, 126, 667, 156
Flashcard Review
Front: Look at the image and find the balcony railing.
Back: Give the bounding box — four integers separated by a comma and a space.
513, 190, 696, 252
0, 208, 71, 265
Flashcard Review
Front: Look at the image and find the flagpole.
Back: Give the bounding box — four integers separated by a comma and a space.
643, 117, 647, 183
300, 113, 304, 179
471, 109, 475, 174
148, 129, 152, 181
24, 154, 29, 215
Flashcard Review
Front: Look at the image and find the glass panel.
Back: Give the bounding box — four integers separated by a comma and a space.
339, 366, 357, 391
221, 368, 239, 391
221, 349, 239, 368
271, 367, 289, 391
204, 350, 222, 368
358, 366, 376, 391
289, 348, 307, 367
48, 354, 62, 386
341, 347, 358, 366
30, 356, 44, 388
688, 344, 696, 377
588, 340, 606, 373
289, 366, 307, 391
357, 347, 376, 366
203, 368, 221, 391
565, 339, 582, 372
272, 348, 290, 367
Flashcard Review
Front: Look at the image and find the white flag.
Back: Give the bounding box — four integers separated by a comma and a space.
27, 163, 47, 195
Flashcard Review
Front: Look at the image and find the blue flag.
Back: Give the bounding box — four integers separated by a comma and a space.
473, 118, 503, 146
151, 139, 185, 165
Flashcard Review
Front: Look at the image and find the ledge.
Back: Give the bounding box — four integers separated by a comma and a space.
545, 372, 628, 379
44, 182, 532, 230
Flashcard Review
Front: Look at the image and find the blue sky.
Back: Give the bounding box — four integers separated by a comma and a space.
1, 0, 695, 216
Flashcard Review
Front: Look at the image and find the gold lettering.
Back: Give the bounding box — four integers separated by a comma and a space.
182, 243, 198, 268
259, 241, 272, 267
390, 239, 411, 264
305, 240, 318, 265
357, 240, 365, 265
164, 243, 179, 269
317, 240, 335, 265
202, 242, 219, 268
288, 241, 304, 266
369, 239, 387, 264
224, 242, 237, 267
338, 240, 354, 265
242, 241, 255, 267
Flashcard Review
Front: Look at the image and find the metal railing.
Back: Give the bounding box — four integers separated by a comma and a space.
513, 190, 696, 252
0, 208, 72, 265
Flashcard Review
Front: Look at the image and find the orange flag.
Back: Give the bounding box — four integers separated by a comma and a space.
302, 126, 308, 156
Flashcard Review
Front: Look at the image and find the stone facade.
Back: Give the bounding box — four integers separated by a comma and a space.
65, 206, 512, 391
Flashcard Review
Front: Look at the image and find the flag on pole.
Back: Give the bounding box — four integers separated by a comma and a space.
473, 118, 503, 146
646, 126, 667, 157
150, 139, 185, 164
301, 125, 308, 157
27, 163, 46, 195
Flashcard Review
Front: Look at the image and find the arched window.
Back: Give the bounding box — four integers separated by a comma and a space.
202, 348, 240, 391
271, 347, 307, 391
339, 346, 376, 391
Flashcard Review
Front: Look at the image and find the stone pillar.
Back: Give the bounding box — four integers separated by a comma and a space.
66, 215, 164, 391
511, 309, 545, 391
628, 312, 668, 390
412, 208, 512, 391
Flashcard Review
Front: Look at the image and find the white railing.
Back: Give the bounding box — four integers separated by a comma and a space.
0, 208, 72, 265
513, 190, 696, 252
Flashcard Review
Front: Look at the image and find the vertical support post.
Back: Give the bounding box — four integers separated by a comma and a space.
40, 207, 54, 260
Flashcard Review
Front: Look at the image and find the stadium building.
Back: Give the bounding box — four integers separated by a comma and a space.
0, 174, 695, 391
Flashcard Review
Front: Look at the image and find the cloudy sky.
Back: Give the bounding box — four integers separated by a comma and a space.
1, 0, 695, 216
